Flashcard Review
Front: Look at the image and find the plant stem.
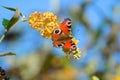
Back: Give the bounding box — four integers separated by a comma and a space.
0, 32, 7, 43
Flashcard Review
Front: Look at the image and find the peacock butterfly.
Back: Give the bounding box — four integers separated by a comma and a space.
52, 18, 77, 51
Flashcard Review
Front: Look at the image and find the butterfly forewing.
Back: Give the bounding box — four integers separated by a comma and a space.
60, 18, 72, 35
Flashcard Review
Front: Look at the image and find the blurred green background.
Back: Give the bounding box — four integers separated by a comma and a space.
0, 0, 120, 80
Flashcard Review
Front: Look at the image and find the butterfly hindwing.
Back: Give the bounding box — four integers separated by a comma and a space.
63, 39, 77, 50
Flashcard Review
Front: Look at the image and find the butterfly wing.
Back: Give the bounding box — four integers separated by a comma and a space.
52, 28, 63, 47
63, 39, 77, 50
60, 18, 72, 35
52, 18, 72, 48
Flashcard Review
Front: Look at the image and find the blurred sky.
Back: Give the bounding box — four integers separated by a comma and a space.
0, 0, 120, 74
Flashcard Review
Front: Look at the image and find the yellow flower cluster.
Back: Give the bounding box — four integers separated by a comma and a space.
28, 11, 81, 59
72, 38, 79, 44
28, 11, 59, 38
72, 48, 81, 60
71, 38, 81, 59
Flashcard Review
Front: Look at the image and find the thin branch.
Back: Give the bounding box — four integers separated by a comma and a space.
0, 52, 16, 57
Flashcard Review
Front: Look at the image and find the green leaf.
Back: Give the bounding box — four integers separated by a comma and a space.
2, 6, 16, 11
6, 7, 20, 31
2, 6, 23, 16
2, 18, 9, 29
